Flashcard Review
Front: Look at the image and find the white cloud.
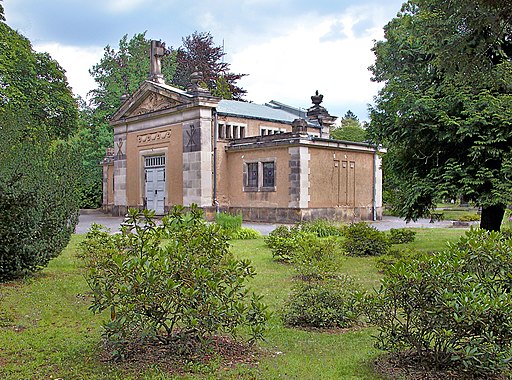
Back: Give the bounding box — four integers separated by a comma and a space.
104, 0, 150, 13
34, 43, 104, 100
230, 7, 387, 118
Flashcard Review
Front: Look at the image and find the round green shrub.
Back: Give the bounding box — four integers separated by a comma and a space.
282, 276, 364, 329
264, 225, 301, 262
79, 206, 270, 357
297, 219, 344, 237
293, 234, 344, 280
230, 227, 261, 240
388, 228, 416, 244
342, 222, 390, 256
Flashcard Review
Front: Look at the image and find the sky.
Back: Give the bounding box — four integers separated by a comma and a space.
3, 0, 404, 121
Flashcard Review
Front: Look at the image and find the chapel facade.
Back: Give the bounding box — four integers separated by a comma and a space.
101, 41, 383, 223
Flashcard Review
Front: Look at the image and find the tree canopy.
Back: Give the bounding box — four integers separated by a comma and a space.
367, 0, 512, 231
88, 31, 246, 121
89, 32, 177, 125
172, 31, 247, 100
330, 110, 367, 142
0, 17, 78, 139
0, 12, 81, 280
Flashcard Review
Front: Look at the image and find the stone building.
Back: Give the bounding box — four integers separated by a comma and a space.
102, 41, 383, 223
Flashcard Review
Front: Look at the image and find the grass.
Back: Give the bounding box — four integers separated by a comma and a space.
0, 228, 469, 379
438, 210, 480, 221
0, 236, 121, 379
397, 228, 466, 252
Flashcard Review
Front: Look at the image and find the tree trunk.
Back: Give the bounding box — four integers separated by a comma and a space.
479, 205, 505, 231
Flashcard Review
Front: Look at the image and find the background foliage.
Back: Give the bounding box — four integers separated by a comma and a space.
330, 110, 367, 142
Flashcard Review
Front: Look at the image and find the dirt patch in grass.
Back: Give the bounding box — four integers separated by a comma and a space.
374, 352, 508, 380
0, 282, 21, 288
0, 351, 8, 367
99, 335, 265, 376
292, 324, 366, 334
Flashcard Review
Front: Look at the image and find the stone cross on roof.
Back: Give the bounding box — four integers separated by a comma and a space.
149, 40, 170, 84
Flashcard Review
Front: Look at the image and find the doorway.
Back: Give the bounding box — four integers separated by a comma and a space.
144, 155, 166, 214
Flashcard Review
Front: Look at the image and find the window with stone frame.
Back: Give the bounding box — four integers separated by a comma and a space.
260, 126, 286, 136
218, 123, 246, 140
244, 160, 276, 192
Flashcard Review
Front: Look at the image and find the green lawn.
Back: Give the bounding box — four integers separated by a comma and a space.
0, 228, 468, 379
398, 228, 468, 252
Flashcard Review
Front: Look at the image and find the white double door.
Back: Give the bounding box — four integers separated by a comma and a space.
145, 167, 165, 215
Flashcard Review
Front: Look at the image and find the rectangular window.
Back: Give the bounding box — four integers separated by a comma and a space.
247, 163, 258, 188
226, 124, 232, 139
145, 155, 166, 168
262, 162, 275, 187
260, 126, 286, 136
240, 126, 246, 138
244, 160, 276, 192
233, 125, 239, 139
218, 123, 225, 139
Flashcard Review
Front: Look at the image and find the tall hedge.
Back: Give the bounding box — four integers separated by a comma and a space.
0, 111, 81, 281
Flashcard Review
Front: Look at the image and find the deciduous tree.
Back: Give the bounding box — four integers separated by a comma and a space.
172, 31, 247, 100
0, 11, 81, 280
368, 0, 512, 231
0, 13, 77, 139
331, 110, 367, 142
88, 32, 176, 125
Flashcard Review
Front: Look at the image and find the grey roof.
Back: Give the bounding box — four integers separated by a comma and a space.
217, 99, 313, 125
265, 100, 307, 119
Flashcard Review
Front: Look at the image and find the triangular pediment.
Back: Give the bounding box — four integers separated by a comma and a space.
128, 92, 180, 117
111, 81, 193, 122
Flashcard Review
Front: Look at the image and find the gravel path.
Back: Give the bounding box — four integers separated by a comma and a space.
76, 209, 470, 236
368, 216, 459, 231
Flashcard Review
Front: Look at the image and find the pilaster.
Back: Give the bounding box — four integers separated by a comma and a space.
288, 146, 310, 208
182, 109, 213, 206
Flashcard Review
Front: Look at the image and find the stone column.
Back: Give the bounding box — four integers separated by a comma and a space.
101, 148, 114, 212
113, 133, 127, 216
288, 146, 310, 209
182, 108, 213, 206
374, 151, 383, 219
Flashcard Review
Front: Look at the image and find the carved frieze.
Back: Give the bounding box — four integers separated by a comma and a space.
129, 92, 180, 117
137, 130, 172, 145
